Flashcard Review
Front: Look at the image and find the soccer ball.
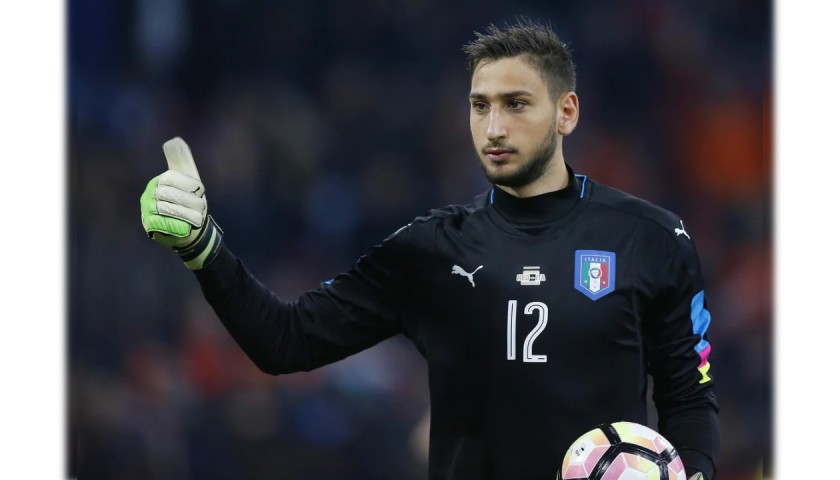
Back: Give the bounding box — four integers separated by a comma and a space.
558, 421, 686, 480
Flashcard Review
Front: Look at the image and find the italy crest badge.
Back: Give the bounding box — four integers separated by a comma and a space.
574, 250, 616, 300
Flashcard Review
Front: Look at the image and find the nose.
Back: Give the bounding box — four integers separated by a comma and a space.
486, 109, 507, 142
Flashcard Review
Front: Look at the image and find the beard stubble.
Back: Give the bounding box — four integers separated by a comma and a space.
479, 120, 558, 189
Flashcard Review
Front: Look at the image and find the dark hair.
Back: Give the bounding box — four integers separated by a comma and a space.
463, 17, 576, 99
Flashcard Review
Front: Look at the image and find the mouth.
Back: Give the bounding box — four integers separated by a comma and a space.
484, 148, 515, 163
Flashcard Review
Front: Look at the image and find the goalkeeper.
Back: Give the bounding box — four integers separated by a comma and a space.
140, 18, 719, 480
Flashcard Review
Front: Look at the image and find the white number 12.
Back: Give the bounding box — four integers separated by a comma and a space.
506, 300, 548, 363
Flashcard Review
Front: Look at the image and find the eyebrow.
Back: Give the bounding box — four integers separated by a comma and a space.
468, 90, 534, 101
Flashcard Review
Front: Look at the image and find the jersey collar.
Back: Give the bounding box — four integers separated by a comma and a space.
489, 165, 584, 225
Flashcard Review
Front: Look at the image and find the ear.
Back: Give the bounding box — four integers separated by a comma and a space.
555, 91, 579, 136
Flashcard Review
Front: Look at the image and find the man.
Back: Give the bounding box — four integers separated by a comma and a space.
140, 18, 719, 480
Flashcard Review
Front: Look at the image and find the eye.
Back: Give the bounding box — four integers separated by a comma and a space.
472, 102, 489, 113
508, 100, 527, 110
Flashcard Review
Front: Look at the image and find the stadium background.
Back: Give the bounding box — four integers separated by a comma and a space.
68, 1, 771, 478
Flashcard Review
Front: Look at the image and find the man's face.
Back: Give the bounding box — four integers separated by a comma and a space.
469, 56, 559, 188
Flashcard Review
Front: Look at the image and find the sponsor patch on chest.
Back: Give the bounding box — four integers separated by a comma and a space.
574, 250, 616, 300
516, 266, 546, 286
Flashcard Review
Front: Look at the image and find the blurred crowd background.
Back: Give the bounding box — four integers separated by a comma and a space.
68, 0, 771, 478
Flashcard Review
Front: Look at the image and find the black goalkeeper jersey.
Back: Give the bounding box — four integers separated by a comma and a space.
194, 167, 720, 479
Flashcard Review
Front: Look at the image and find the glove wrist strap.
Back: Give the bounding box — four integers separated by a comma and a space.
174, 216, 224, 270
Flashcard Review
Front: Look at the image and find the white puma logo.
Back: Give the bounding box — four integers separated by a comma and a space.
674, 220, 691, 239
451, 264, 483, 287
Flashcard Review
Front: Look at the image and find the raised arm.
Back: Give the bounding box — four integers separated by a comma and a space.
140, 137, 411, 374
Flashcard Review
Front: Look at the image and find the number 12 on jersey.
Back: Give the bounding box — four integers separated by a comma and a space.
506, 300, 548, 363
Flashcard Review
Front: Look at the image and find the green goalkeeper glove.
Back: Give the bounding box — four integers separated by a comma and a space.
140, 137, 223, 270
688, 473, 704, 480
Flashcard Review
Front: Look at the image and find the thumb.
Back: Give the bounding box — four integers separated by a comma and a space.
163, 137, 201, 182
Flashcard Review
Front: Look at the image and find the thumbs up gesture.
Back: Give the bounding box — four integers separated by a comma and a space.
140, 137, 223, 270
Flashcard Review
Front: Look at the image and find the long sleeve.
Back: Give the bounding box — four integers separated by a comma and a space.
192, 226, 416, 375
639, 224, 720, 479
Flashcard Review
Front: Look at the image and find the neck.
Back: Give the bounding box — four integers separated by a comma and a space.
496, 147, 569, 198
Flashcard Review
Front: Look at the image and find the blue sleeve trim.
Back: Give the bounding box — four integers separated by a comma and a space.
690, 290, 711, 353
